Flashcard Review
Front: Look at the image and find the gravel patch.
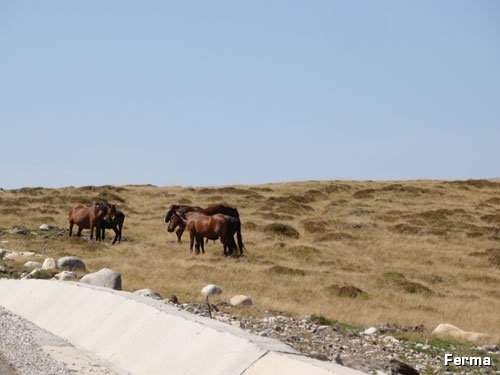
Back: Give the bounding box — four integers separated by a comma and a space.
0, 306, 117, 375
0, 306, 72, 375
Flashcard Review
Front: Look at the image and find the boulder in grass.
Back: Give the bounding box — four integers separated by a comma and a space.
80, 268, 122, 290
229, 295, 253, 307
42, 258, 57, 270
432, 323, 492, 344
24, 261, 42, 269
57, 256, 86, 271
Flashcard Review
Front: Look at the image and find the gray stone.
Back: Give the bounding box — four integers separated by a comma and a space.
482, 344, 499, 352
57, 256, 86, 271
80, 268, 122, 290
8, 226, 28, 235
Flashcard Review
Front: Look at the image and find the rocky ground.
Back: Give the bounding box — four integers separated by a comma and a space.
0, 297, 499, 375
181, 301, 500, 375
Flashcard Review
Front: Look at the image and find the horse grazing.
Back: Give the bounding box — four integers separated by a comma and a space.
168, 210, 242, 256
100, 209, 125, 244
164, 204, 242, 248
68, 203, 116, 241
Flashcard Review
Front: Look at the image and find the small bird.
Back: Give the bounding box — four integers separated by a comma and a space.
201, 284, 222, 319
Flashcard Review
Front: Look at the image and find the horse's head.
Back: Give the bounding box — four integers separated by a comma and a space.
106, 204, 117, 220
167, 212, 181, 233
165, 204, 180, 223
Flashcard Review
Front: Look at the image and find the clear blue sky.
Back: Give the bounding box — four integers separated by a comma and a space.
1, 1, 499, 189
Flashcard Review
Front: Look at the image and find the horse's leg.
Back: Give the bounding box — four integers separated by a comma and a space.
200, 236, 205, 254
69, 221, 74, 237
112, 225, 119, 244
225, 232, 236, 257
96, 223, 101, 241
116, 222, 122, 244
194, 237, 201, 255
89, 221, 94, 240
77, 226, 83, 237
176, 226, 184, 244
221, 237, 228, 256
229, 234, 237, 256
189, 232, 195, 253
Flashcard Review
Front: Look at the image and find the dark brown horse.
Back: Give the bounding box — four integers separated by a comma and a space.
168, 210, 241, 256
164, 204, 242, 249
68, 203, 116, 241
100, 209, 125, 244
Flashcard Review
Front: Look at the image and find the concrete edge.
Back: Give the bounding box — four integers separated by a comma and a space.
0, 279, 363, 375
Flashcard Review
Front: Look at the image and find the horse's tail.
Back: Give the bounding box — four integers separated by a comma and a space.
231, 217, 244, 254
222, 217, 236, 256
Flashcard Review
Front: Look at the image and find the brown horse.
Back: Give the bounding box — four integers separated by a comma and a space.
68, 203, 116, 241
100, 209, 125, 244
164, 204, 242, 249
168, 210, 241, 256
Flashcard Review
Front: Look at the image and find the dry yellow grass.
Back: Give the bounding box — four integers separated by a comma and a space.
1, 179, 500, 343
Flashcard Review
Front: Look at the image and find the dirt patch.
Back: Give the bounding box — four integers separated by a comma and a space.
381, 272, 433, 295
267, 265, 306, 276
263, 223, 300, 239
302, 219, 329, 233
326, 284, 367, 298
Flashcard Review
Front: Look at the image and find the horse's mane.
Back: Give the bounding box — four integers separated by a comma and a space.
176, 208, 188, 220
94, 202, 107, 210
165, 205, 181, 222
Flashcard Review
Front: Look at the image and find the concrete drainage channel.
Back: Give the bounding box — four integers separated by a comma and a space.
0, 279, 363, 375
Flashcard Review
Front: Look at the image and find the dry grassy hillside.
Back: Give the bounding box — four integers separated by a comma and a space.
1, 179, 500, 343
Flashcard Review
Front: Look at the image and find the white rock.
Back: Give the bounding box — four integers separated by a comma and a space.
364, 327, 379, 335
54, 271, 77, 281
39, 224, 51, 230
24, 261, 42, 268
41, 258, 57, 270
229, 295, 253, 306
432, 323, 492, 344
